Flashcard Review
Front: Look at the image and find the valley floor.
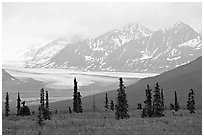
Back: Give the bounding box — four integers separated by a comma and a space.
2, 109, 202, 135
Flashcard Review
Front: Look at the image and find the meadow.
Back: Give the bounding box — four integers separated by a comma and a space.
2, 109, 202, 135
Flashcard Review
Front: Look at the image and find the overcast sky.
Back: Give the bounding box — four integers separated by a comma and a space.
2, 2, 202, 62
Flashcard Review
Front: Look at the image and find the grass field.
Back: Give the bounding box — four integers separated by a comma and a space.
2, 109, 202, 135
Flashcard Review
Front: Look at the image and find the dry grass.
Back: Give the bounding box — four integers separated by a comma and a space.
2, 109, 202, 135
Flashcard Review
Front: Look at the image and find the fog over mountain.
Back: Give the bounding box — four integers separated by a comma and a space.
25, 22, 202, 73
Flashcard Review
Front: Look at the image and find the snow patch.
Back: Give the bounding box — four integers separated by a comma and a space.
140, 54, 152, 60
175, 61, 190, 67
170, 49, 177, 56
113, 38, 122, 47
152, 53, 162, 60
167, 56, 181, 61
178, 37, 201, 48
85, 56, 94, 61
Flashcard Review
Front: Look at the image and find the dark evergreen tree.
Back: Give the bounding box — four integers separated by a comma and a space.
174, 91, 180, 111
77, 92, 83, 113
69, 107, 72, 114
5, 92, 9, 117
169, 103, 174, 110
17, 92, 21, 116
115, 78, 129, 119
152, 82, 164, 117
72, 78, 83, 113
105, 93, 109, 110
73, 78, 78, 112
142, 84, 152, 117
42, 107, 50, 120
19, 101, 31, 116
44, 90, 50, 120
37, 105, 44, 126
40, 88, 45, 107
55, 110, 58, 114
22, 101, 25, 106
110, 100, 114, 111
137, 103, 142, 110
161, 89, 165, 111
187, 89, 195, 113
39, 88, 50, 120
187, 92, 191, 111
19, 106, 30, 116
45, 91, 49, 110
141, 107, 148, 118
32, 111, 35, 115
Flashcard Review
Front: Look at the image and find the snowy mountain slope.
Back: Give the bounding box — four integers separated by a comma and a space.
23, 44, 45, 60
26, 21, 202, 73
25, 39, 70, 68
2, 69, 23, 89
2, 69, 17, 82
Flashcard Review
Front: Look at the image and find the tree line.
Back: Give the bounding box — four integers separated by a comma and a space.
101, 79, 196, 119
5, 77, 196, 121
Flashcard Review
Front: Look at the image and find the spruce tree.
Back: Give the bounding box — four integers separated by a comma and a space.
17, 92, 21, 116
19, 101, 31, 116
137, 103, 142, 110
39, 88, 50, 120
5, 92, 10, 117
141, 107, 148, 118
143, 84, 152, 117
37, 105, 44, 126
40, 88, 45, 107
115, 78, 129, 119
152, 82, 164, 117
110, 100, 114, 111
105, 93, 109, 110
39, 88, 45, 118
69, 107, 72, 114
188, 89, 195, 113
169, 103, 174, 110
45, 91, 49, 110
72, 78, 83, 113
77, 92, 83, 113
187, 92, 191, 111
161, 89, 165, 111
45, 90, 50, 120
73, 78, 78, 112
174, 91, 180, 111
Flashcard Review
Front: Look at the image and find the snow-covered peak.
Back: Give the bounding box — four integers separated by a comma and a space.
46, 39, 70, 47
167, 21, 193, 32
122, 23, 152, 36
33, 39, 69, 61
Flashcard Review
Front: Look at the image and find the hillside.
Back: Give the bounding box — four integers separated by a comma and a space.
2, 69, 44, 110
2, 69, 21, 87
46, 56, 202, 111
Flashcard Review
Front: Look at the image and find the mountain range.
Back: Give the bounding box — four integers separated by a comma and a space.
25, 21, 202, 73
